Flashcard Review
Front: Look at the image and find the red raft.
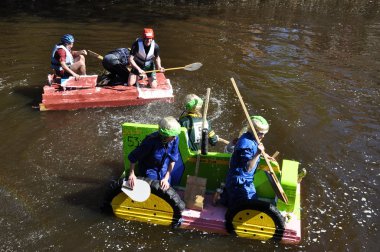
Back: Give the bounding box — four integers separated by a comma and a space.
39, 73, 174, 111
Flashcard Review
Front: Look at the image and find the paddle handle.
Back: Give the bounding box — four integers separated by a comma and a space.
144, 66, 185, 74
201, 88, 211, 155
230, 78, 288, 204
218, 137, 230, 145
202, 88, 211, 127
87, 50, 104, 60
195, 88, 211, 174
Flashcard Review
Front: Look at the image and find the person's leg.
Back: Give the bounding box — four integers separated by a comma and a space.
70, 55, 86, 75
102, 54, 116, 74
149, 75, 158, 88
145, 169, 160, 181
127, 68, 139, 86
227, 184, 251, 208
112, 64, 129, 82
147, 64, 157, 88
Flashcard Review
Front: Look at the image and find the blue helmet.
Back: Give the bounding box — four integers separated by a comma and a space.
61, 34, 75, 44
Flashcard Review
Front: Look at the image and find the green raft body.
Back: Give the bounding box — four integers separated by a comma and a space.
111, 122, 301, 244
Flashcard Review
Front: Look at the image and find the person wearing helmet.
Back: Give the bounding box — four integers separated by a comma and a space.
221, 115, 269, 207
127, 28, 165, 88
101, 48, 130, 84
178, 94, 219, 151
127, 116, 180, 191
51, 34, 87, 80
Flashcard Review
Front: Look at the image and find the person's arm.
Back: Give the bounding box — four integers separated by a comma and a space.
160, 161, 174, 191
57, 49, 80, 80
127, 136, 152, 188
128, 162, 137, 189
72, 50, 87, 57
129, 54, 145, 75
129, 42, 145, 75
155, 56, 165, 72
160, 137, 179, 190
246, 143, 264, 172
207, 121, 218, 146
60, 61, 80, 80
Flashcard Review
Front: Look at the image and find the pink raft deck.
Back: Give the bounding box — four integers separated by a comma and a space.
178, 191, 301, 244
39, 73, 174, 111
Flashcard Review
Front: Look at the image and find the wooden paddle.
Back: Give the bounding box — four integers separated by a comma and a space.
144, 62, 203, 74
230, 77, 289, 204
218, 137, 230, 144
87, 50, 104, 60
184, 88, 210, 210
201, 88, 211, 155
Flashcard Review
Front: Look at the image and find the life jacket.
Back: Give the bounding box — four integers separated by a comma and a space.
108, 48, 130, 66
51, 44, 74, 71
179, 113, 209, 147
134, 38, 156, 67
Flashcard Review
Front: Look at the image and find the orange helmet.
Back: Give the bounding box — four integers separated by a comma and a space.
143, 28, 154, 39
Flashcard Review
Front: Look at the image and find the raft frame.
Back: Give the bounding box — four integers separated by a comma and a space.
111, 122, 301, 244
39, 73, 174, 111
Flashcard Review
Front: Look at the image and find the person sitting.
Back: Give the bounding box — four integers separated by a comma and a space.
127, 116, 181, 191
101, 48, 130, 84
127, 28, 165, 88
222, 115, 270, 207
178, 94, 219, 151
51, 34, 87, 80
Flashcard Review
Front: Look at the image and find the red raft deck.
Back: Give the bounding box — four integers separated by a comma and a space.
39, 73, 174, 111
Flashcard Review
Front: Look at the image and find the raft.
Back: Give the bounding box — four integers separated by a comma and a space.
39, 73, 174, 111
108, 122, 302, 244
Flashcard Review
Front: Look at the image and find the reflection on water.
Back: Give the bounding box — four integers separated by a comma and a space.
0, 1, 379, 251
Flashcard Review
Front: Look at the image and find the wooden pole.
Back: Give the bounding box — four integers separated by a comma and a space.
230, 77, 288, 204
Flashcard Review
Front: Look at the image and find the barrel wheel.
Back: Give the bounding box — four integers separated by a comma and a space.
225, 200, 285, 241
150, 180, 185, 228
101, 177, 124, 213
109, 177, 185, 228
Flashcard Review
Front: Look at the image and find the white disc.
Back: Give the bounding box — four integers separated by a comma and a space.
121, 179, 151, 202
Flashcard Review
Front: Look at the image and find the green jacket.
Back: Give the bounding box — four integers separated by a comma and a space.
178, 113, 218, 151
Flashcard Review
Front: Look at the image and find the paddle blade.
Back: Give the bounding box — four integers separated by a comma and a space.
184, 62, 203, 71
122, 179, 151, 202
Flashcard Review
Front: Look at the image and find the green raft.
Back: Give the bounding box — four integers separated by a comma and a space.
108, 122, 302, 244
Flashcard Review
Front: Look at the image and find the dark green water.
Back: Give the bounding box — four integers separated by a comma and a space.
0, 1, 379, 251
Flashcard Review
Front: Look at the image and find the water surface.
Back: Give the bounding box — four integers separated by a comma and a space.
0, 1, 379, 251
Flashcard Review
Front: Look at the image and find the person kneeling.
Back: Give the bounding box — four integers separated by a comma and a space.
127, 28, 165, 88
101, 48, 130, 84
127, 116, 181, 191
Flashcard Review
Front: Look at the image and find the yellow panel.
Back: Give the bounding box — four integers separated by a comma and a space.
112, 192, 175, 226
232, 210, 276, 240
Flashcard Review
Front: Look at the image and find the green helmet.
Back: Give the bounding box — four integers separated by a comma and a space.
158, 116, 181, 137
250, 115, 269, 134
184, 94, 203, 112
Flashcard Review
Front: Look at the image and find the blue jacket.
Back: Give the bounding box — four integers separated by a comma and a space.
225, 131, 260, 206
128, 132, 179, 180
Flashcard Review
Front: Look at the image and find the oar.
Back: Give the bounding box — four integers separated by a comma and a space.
121, 178, 151, 202
230, 77, 289, 204
201, 88, 211, 155
184, 88, 210, 210
87, 50, 104, 60
218, 137, 230, 145
144, 62, 203, 74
